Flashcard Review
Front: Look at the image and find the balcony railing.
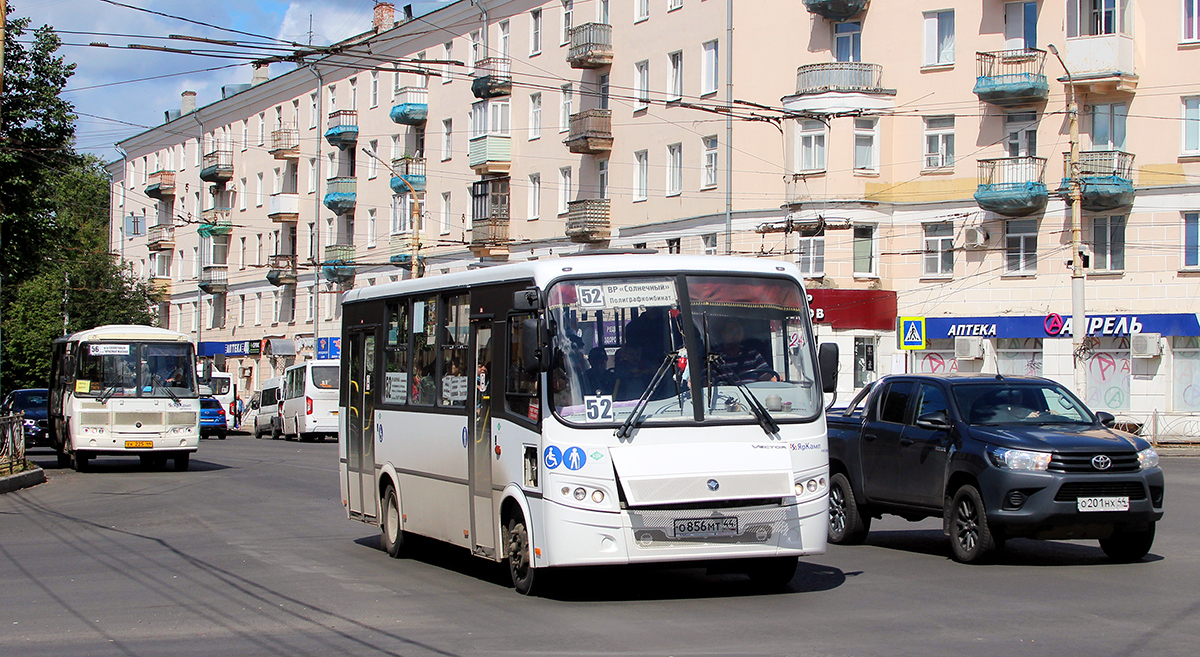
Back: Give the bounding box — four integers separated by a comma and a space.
267, 253, 298, 286
471, 57, 512, 99
268, 192, 299, 222
794, 62, 885, 95
389, 156, 427, 193
1060, 150, 1136, 211
565, 198, 611, 243
147, 223, 175, 249
975, 157, 1049, 217
390, 86, 429, 125
322, 244, 356, 284
1068, 150, 1136, 179
802, 0, 869, 21
565, 109, 613, 154
145, 170, 176, 198
198, 265, 228, 293
198, 207, 233, 236
200, 149, 234, 183
973, 49, 1049, 106
270, 123, 300, 159
322, 177, 357, 214
471, 215, 510, 248
324, 109, 359, 146
568, 23, 613, 68
468, 134, 512, 174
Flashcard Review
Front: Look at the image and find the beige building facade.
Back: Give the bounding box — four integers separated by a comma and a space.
109, 0, 1200, 436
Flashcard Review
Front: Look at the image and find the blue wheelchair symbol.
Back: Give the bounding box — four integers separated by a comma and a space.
564, 446, 586, 471
544, 445, 562, 469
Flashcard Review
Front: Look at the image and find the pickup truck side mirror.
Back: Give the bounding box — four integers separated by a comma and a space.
916, 410, 951, 431
1095, 411, 1116, 428
817, 342, 839, 394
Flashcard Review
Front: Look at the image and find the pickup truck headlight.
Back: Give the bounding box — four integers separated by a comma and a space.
987, 446, 1051, 471
1137, 447, 1159, 470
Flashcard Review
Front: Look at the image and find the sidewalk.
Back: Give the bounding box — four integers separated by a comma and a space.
0, 466, 46, 494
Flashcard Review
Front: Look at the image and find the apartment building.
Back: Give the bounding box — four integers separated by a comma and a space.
109, 1, 1200, 436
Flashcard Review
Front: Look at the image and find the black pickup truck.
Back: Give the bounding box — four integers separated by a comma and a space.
826, 374, 1164, 563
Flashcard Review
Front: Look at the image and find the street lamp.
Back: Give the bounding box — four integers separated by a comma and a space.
1047, 44, 1087, 399
363, 148, 422, 279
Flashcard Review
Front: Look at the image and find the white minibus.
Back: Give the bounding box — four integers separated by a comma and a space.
281, 361, 340, 441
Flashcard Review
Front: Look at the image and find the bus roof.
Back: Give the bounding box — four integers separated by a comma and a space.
63, 324, 192, 344
343, 254, 805, 305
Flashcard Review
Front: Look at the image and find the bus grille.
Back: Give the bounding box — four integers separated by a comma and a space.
167, 412, 197, 425
627, 505, 791, 549
114, 412, 163, 428
79, 412, 110, 426
624, 472, 792, 506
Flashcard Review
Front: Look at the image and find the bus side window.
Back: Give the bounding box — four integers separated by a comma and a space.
440, 294, 469, 408
383, 300, 410, 405
506, 315, 540, 422
412, 295, 438, 406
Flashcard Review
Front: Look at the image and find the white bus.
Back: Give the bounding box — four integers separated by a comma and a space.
49, 325, 200, 471
338, 255, 838, 594
281, 361, 340, 441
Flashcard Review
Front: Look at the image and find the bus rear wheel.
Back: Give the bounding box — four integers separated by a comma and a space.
174, 453, 190, 472
380, 484, 407, 558
72, 452, 90, 472
505, 514, 537, 595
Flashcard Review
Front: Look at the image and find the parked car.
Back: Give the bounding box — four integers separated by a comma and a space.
1, 388, 51, 448
252, 377, 284, 440
199, 397, 228, 440
826, 374, 1164, 563
281, 361, 340, 441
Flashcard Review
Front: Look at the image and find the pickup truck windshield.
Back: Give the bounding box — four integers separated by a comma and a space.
953, 382, 1092, 425
547, 275, 821, 427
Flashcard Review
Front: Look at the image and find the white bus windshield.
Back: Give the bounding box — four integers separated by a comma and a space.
547, 275, 821, 427
76, 342, 197, 399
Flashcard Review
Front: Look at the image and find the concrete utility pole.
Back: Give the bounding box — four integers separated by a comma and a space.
363, 148, 421, 278
1048, 44, 1087, 400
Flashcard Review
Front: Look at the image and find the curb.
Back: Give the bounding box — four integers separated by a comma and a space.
0, 466, 47, 494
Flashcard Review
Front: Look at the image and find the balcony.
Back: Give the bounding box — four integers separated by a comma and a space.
389, 156, 426, 193
1061, 34, 1137, 92
198, 208, 233, 236
568, 23, 613, 69
470, 177, 510, 259
322, 244, 356, 284
147, 224, 175, 250
471, 57, 512, 99
565, 198, 611, 243
468, 134, 511, 175
145, 170, 176, 198
802, 0, 868, 21
268, 192, 299, 222
266, 254, 298, 287
974, 49, 1049, 107
390, 87, 428, 125
198, 265, 228, 294
1059, 150, 1136, 212
564, 109, 613, 154
199, 149, 233, 183
148, 276, 172, 296
975, 157, 1049, 217
794, 62, 886, 96
324, 110, 359, 147
322, 177, 357, 214
270, 123, 300, 159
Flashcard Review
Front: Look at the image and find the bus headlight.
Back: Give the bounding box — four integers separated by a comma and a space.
795, 476, 827, 500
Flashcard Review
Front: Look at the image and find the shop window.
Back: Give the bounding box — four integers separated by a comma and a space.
996, 338, 1043, 376
915, 338, 958, 374
1173, 337, 1200, 411
1085, 337, 1130, 411
854, 336, 876, 388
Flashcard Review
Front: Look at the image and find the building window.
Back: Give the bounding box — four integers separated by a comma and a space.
924, 116, 955, 169
923, 222, 954, 276
528, 173, 541, 220
441, 191, 452, 235
668, 51, 683, 100
923, 10, 955, 66
442, 119, 453, 160
854, 118, 877, 171
635, 60, 650, 111
241, 120, 248, 151
560, 84, 573, 133
702, 233, 717, 255
1184, 97, 1200, 154
531, 9, 543, 54
666, 143, 682, 196
636, 0, 649, 22
1067, 0, 1131, 37
854, 336, 876, 389
997, 338, 1043, 376
442, 42, 454, 82
669, 0, 682, 10
1006, 1, 1038, 49
367, 140, 379, 179
701, 40, 719, 95
1092, 102, 1127, 150
238, 178, 247, 211
1006, 218, 1038, 273
798, 120, 826, 172
1184, 212, 1200, 268
1006, 111, 1038, 157
702, 136, 718, 188
257, 112, 265, 145
1092, 215, 1125, 271
667, 238, 681, 254
561, 0, 573, 45
1187, 0, 1200, 42
797, 233, 825, 276
499, 20, 510, 58
1086, 338, 1130, 411
558, 166, 572, 214
529, 92, 542, 140
256, 172, 264, 207
634, 150, 648, 201
598, 159, 609, 198
368, 209, 377, 248
835, 21, 861, 62
853, 225, 876, 275
598, 74, 610, 109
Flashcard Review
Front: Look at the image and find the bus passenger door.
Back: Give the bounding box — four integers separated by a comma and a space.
345, 329, 378, 521
467, 320, 496, 556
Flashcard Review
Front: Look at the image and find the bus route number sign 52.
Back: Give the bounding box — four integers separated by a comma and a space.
583, 395, 615, 422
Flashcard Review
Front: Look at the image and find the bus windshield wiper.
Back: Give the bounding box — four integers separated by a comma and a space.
97, 384, 121, 403
708, 354, 780, 435
152, 376, 179, 402
615, 350, 681, 440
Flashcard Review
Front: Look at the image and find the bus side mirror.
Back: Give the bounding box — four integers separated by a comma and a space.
818, 342, 839, 394
513, 288, 542, 311
520, 318, 550, 374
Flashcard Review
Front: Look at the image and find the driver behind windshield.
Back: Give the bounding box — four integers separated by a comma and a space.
711, 319, 778, 385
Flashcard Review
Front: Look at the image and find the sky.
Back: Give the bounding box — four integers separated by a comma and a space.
15, 0, 451, 162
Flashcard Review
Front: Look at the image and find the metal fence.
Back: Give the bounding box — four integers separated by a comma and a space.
0, 413, 26, 476
795, 62, 884, 95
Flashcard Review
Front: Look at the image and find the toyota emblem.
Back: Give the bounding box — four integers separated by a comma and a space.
707, 479, 720, 492
1092, 455, 1112, 470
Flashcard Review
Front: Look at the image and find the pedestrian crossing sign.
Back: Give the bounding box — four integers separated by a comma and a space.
900, 317, 926, 350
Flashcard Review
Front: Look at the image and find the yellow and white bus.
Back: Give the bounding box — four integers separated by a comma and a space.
338, 255, 838, 594
49, 325, 200, 471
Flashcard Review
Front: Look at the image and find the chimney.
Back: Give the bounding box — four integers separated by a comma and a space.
181, 90, 197, 114
252, 63, 269, 86
373, 2, 395, 32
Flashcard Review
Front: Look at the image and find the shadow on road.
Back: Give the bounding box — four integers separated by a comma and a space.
25, 448, 231, 473
858, 527, 1163, 566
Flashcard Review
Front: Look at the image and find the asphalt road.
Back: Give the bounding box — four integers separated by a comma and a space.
2, 436, 1198, 657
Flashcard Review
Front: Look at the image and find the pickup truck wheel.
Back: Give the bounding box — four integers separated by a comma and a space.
828, 473, 871, 544
949, 485, 995, 563
1100, 523, 1155, 563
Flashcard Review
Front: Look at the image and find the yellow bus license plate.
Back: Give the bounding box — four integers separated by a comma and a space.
125, 440, 154, 449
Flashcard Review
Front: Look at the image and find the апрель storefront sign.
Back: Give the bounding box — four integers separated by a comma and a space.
924, 313, 1200, 340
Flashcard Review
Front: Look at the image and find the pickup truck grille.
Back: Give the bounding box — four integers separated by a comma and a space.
1054, 481, 1147, 502
1049, 452, 1139, 473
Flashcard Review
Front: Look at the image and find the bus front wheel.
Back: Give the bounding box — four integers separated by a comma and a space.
380, 484, 407, 558
505, 514, 537, 595
174, 453, 190, 472
72, 451, 90, 472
